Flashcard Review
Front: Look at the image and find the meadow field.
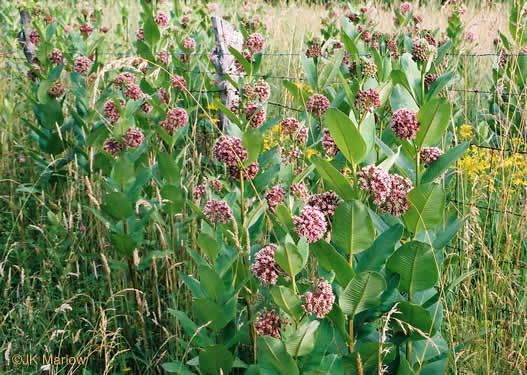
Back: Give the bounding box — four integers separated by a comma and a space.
0, 0, 526, 374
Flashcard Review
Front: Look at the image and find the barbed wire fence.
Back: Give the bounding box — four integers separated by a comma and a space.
1, 47, 526, 221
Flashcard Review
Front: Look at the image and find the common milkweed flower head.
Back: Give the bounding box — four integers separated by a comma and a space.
48, 48, 64, 65
103, 99, 123, 124
182, 37, 196, 51
306, 44, 322, 58
281, 117, 300, 135
29, 30, 40, 45
160, 108, 188, 135
420, 147, 444, 167
121, 127, 144, 148
400, 2, 412, 14
412, 38, 434, 62
255, 309, 288, 338
158, 88, 169, 105
234, 50, 253, 74
207, 3, 219, 13
321, 129, 339, 156
79, 23, 94, 37
212, 135, 248, 167
103, 138, 123, 156
245, 101, 266, 128
306, 94, 330, 118
465, 31, 475, 42
390, 108, 420, 140
306, 191, 342, 221
265, 186, 285, 213
48, 81, 65, 98
245, 33, 264, 54
252, 79, 271, 102
302, 279, 335, 318
209, 179, 222, 193
358, 165, 392, 205
192, 184, 206, 200
170, 75, 187, 90
379, 174, 413, 216
361, 57, 377, 78
228, 161, 259, 181
154, 11, 169, 27
294, 206, 327, 243
124, 83, 143, 100
355, 89, 381, 113
157, 49, 171, 65
74, 56, 93, 75
203, 200, 233, 224
291, 183, 309, 199
114, 72, 136, 88
136, 28, 144, 41
387, 40, 399, 58
251, 244, 282, 285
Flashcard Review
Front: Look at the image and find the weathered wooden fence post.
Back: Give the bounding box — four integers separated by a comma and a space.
210, 16, 244, 131
17, 9, 36, 63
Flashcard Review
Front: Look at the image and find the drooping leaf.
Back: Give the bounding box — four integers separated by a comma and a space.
311, 156, 355, 200
258, 336, 299, 375
199, 344, 233, 375
403, 183, 445, 233
198, 233, 220, 262
420, 142, 470, 184
270, 286, 304, 321
415, 98, 451, 148
386, 241, 438, 294
391, 301, 436, 341
340, 271, 387, 317
310, 240, 354, 287
332, 200, 375, 256
325, 108, 367, 165
285, 320, 320, 357
356, 224, 403, 273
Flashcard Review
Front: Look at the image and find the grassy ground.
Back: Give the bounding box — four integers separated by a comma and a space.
0, 0, 525, 374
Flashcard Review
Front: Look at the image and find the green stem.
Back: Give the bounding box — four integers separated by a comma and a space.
416, 145, 421, 186
349, 254, 354, 353
406, 290, 414, 363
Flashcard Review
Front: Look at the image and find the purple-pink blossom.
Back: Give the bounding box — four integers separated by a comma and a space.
203, 199, 233, 224
294, 206, 327, 243
306, 94, 330, 118
390, 108, 420, 140
251, 244, 282, 285
302, 279, 335, 318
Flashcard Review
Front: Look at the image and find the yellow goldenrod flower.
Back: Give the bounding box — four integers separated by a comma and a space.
459, 124, 474, 140
207, 104, 218, 111
306, 149, 320, 160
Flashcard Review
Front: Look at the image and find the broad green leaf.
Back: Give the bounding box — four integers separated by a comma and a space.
162, 361, 194, 375
327, 305, 351, 343
403, 183, 445, 233
301, 54, 318, 90
102, 192, 134, 220
161, 184, 184, 214
270, 286, 304, 321
356, 224, 403, 273
215, 99, 242, 127
157, 152, 179, 184
193, 298, 231, 331
397, 358, 415, 375
143, 15, 160, 46
111, 156, 135, 190
340, 271, 386, 317
426, 71, 454, 101
275, 236, 308, 276
274, 205, 295, 237
258, 336, 299, 375
310, 240, 354, 287
198, 233, 220, 262
242, 128, 263, 166
420, 142, 470, 184
415, 98, 451, 148
285, 320, 320, 357
360, 112, 376, 157
390, 84, 418, 111
400, 53, 421, 103
311, 156, 355, 200
391, 301, 436, 341
332, 200, 375, 255
325, 108, 367, 164
198, 266, 225, 301
386, 241, 438, 294
318, 49, 344, 90
229, 46, 252, 76
199, 344, 233, 375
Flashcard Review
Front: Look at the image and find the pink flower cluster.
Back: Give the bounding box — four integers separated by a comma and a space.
305, 191, 341, 221
255, 308, 288, 338
80, 23, 94, 37
244, 79, 270, 102
400, 2, 412, 14
114, 72, 136, 88
391, 108, 420, 140
302, 279, 335, 318
355, 89, 381, 113
74, 56, 93, 75
245, 101, 266, 128
103, 99, 124, 124
160, 108, 189, 135
157, 49, 171, 65
294, 206, 327, 243
48, 81, 65, 98
321, 129, 339, 156
358, 165, 413, 216
48, 48, 64, 65
182, 37, 196, 51
29, 30, 40, 45
251, 244, 282, 285
122, 127, 144, 148
420, 146, 444, 167
124, 83, 143, 100
213, 135, 248, 167
203, 199, 233, 224
171, 75, 186, 90
193, 184, 206, 200
137, 28, 144, 41
306, 44, 322, 58
245, 33, 264, 54
291, 182, 309, 198
228, 161, 259, 181
103, 139, 123, 156
306, 94, 330, 118
154, 12, 169, 27
281, 118, 308, 144
265, 186, 285, 213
